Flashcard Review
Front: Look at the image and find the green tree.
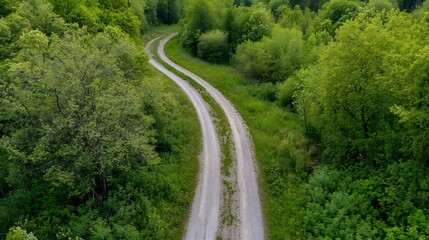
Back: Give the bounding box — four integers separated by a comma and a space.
5, 27, 155, 203
156, 0, 182, 24
180, 0, 217, 54
278, 6, 315, 34
389, 45, 429, 165
6, 227, 37, 240
16, 0, 67, 35
318, 0, 362, 33
277, 75, 300, 108
0, 15, 31, 60
197, 29, 229, 63
0, 0, 23, 17
296, 11, 405, 164
368, 0, 397, 11
239, 6, 274, 43
233, 27, 306, 82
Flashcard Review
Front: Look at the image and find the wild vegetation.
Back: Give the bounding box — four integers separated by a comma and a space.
2, 0, 429, 239
0, 0, 202, 239
177, 0, 429, 239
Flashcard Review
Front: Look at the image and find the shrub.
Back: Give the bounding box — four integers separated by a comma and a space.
197, 29, 229, 63
233, 27, 306, 83
368, 0, 396, 11
240, 6, 274, 43
277, 75, 299, 108
233, 40, 273, 81
278, 131, 310, 172
251, 82, 278, 102
6, 227, 37, 240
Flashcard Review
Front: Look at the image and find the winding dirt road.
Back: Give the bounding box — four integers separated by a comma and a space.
145, 38, 222, 240
146, 34, 265, 240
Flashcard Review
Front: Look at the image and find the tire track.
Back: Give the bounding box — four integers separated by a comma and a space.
145, 38, 221, 240
157, 34, 265, 240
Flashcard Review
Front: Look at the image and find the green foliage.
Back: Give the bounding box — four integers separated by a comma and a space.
291, 10, 429, 238
295, 10, 426, 164
181, 3, 274, 58
0, 15, 31, 60
156, 0, 182, 24
319, 0, 362, 33
268, 0, 289, 18
16, 0, 67, 35
6, 227, 37, 240
107, 9, 142, 38
197, 29, 229, 63
368, 0, 397, 11
239, 6, 274, 43
278, 6, 315, 34
46, 0, 182, 35
277, 75, 299, 108
0, 2, 198, 239
234, 0, 252, 6
233, 40, 273, 81
250, 82, 278, 102
277, 131, 311, 172
180, 0, 217, 53
233, 27, 306, 82
303, 161, 429, 239
173, 1, 429, 239
0, 0, 23, 17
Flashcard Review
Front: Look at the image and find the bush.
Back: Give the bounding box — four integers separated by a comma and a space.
233, 40, 273, 81
6, 227, 37, 240
277, 131, 310, 172
240, 6, 274, 43
250, 82, 278, 102
277, 75, 299, 108
233, 27, 306, 83
180, 28, 200, 54
197, 29, 229, 63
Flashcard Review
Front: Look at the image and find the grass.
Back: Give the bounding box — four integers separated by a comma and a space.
164, 36, 309, 239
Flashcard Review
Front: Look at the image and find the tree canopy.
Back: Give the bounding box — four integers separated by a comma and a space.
0, 0, 197, 239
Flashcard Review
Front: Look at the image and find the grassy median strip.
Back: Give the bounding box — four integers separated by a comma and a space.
164, 36, 308, 239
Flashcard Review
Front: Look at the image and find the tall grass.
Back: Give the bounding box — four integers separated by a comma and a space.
164, 36, 309, 239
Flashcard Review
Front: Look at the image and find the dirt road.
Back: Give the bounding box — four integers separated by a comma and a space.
157, 34, 265, 240
145, 38, 221, 240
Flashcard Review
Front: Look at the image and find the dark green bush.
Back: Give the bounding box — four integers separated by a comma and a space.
251, 82, 278, 102
277, 75, 300, 108
197, 29, 229, 63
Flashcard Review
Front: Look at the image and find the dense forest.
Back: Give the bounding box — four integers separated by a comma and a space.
1, 0, 429, 239
0, 0, 202, 239
178, 0, 429, 239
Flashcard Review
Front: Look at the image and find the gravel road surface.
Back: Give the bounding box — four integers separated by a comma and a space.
145, 38, 221, 240
157, 34, 265, 240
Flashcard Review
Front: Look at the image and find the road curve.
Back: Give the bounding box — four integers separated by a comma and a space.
145, 38, 221, 240
158, 34, 265, 240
